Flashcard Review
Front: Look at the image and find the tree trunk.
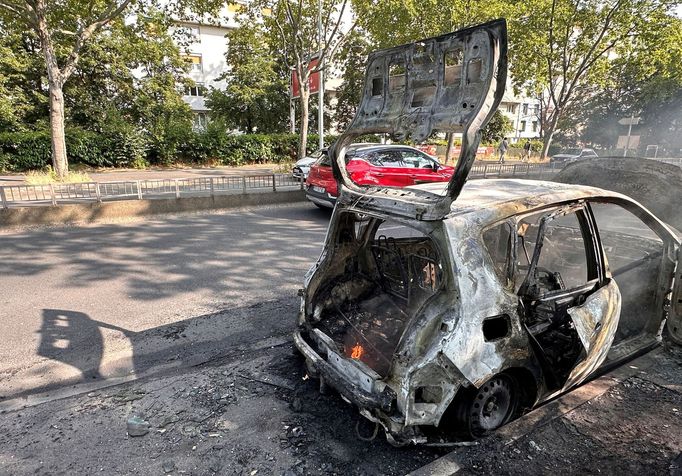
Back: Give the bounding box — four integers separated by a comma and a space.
540, 109, 561, 160
298, 88, 309, 159
49, 83, 69, 179
444, 132, 456, 165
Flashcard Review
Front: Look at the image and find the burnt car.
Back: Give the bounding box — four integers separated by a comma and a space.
293, 19, 682, 445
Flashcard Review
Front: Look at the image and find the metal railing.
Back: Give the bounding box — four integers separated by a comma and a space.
469, 161, 559, 179
0, 174, 305, 209
1, 157, 680, 209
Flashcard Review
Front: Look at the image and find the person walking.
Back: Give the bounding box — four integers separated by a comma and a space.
521, 139, 531, 162
498, 137, 509, 163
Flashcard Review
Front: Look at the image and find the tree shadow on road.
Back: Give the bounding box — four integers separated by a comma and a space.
3, 297, 299, 403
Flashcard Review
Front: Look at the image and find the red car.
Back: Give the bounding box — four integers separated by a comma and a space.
305, 144, 454, 208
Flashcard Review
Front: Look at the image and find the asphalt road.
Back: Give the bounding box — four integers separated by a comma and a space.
0, 202, 331, 402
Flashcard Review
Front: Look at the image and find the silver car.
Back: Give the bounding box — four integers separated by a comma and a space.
293, 19, 682, 446
550, 148, 599, 165
293, 150, 326, 180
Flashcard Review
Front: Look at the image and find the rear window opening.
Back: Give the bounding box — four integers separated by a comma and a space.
389, 62, 406, 92
310, 216, 442, 377
444, 49, 463, 86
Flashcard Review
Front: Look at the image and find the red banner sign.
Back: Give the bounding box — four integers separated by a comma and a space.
291, 58, 320, 99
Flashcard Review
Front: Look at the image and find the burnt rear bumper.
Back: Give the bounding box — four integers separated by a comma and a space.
293, 329, 396, 413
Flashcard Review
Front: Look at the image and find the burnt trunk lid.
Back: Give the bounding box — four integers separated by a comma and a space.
330, 19, 508, 221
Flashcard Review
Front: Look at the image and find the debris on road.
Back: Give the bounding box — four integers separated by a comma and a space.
126, 416, 150, 437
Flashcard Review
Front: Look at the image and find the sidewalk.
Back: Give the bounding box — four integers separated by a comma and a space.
0, 164, 279, 185
0, 336, 680, 475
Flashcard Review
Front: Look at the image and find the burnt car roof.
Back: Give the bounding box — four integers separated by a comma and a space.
410, 179, 626, 224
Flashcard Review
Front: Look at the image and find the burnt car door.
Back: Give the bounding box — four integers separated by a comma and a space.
515, 204, 621, 397
329, 19, 508, 220
587, 199, 682, 349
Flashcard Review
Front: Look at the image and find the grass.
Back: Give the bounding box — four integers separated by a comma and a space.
25, 169, 92, 185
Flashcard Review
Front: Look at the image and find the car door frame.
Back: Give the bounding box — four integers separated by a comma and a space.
585, 197, 682, 347
363, 149, 410, 187
514, 201, 622, 396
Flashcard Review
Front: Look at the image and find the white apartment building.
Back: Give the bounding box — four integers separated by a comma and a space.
175, 4, 242, 129
499, 85, 543, 141
174, 2, 343, 131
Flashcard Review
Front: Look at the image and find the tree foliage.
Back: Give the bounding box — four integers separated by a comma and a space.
205, 21, 289, 133
481, 110, 514, 143
351, 0, 679, 157
351, 0, 507, 48
247, 0, 356, 158
510, 0, 675, 157
333, 29, 370, 131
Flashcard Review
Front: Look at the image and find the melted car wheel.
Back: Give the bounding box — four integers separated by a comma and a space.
468, 374, 518, 438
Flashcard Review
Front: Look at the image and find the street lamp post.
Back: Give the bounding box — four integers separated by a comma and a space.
318, 0, 324, 151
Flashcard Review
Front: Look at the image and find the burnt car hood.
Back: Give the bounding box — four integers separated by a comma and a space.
330, 19, 507, 221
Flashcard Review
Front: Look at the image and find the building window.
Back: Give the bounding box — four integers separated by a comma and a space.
184, 54, 202, 72
506, 103, 516, 114
520, 120, 526, 131
186, 83, 205, 97
534, 104, 540, 115
522, 103, 528, 115
532, 121, 538, 132
189, 25, 200, 38
193, 113, 208, 131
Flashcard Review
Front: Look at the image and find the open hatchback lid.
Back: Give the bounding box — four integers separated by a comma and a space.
330, 19, 508, 221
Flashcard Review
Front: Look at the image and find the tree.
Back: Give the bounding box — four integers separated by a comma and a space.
510, 0, 674, 158
333, 30, 370, 131
481, 111, 513, 144
250, 0, 357, 159
0, 0, 226, 177
0, 0, 139, 178
205, 22, 289, 133
351, 0, 508, 159
351, 0, 508, 48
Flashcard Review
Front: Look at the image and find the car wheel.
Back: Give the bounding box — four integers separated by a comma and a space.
461, 373, 519, 438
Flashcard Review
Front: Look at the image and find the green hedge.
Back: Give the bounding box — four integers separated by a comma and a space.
0, 129, 341, 172
0, 129, 150, 171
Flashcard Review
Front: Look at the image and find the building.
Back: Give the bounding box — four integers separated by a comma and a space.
499, 84, 542, 141
174, 2, 342, 132
174, 4, 241, 129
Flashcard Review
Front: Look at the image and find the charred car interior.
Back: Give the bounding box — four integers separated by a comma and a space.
293, 19, 682, 446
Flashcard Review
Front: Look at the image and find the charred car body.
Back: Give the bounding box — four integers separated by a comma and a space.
293, 19, 682, 445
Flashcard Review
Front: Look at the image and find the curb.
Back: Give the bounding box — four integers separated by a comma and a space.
0, 189, 306, 228
406, 349, 660, 476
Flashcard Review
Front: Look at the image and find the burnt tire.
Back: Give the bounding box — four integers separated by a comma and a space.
457, 374, 520, 438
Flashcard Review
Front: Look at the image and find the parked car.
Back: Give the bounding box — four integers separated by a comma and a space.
292, 150, 326, 180
550, 148, 598, 165
304, 144, 453, 208
293, 19, 682, 446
